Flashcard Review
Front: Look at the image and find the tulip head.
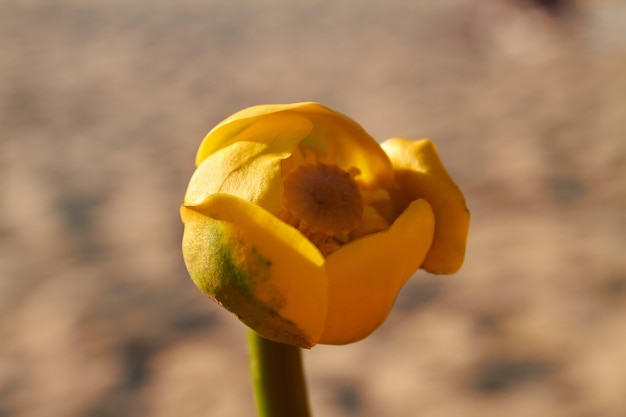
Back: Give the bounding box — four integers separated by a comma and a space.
181, 102, 469, 347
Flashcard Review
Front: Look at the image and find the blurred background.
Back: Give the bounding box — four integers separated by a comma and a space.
1, 0, 625, 416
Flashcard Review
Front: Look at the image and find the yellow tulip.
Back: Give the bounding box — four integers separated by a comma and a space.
181, 102, 469, 348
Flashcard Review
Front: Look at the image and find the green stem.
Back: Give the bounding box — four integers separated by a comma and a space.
247, 329, 312, 417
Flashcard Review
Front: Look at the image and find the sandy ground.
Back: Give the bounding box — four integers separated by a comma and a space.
1, 0, 625, 416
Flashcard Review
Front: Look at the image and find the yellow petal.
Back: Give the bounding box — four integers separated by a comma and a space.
185, 113, 312, 214
381, 138, 470, 274
181, 195, 327, 348
349, 205, 390, 239
320, 199, 435, 345
196, 102, 395, 190
196, 104, 315, 165
184, 142, 286, 214
302, 111, 395, 190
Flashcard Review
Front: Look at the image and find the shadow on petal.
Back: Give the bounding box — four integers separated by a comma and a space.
382, 138, 470, 274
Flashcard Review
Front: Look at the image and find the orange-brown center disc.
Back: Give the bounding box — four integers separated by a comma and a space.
282, 163, 363, 236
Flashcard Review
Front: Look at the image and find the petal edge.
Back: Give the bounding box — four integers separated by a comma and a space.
382, 138, 470, 274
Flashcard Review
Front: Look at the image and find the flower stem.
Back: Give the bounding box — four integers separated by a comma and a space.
247, 329, 312, 417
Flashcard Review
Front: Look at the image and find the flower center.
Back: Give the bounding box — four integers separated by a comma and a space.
280, 163, 364, 254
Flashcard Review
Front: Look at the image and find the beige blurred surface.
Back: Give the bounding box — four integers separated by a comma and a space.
1, 0, 625, 416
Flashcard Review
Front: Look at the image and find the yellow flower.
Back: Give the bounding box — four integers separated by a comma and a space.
181, 102, 469, 348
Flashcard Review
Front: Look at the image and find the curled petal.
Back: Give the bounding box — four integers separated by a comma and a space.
197, 102, 395, 190
320, 199, 435, 345
195, 106, 313, 165
181, 194, 327, 348
299, 109, 395, 190
185, 142, 286, 214
185, 114, 313, 214
381, 138, 470, 274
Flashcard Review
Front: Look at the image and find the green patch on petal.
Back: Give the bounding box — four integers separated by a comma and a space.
299, 133, 330, 154
181, 197, 327, 348
182, 206, 316, 348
